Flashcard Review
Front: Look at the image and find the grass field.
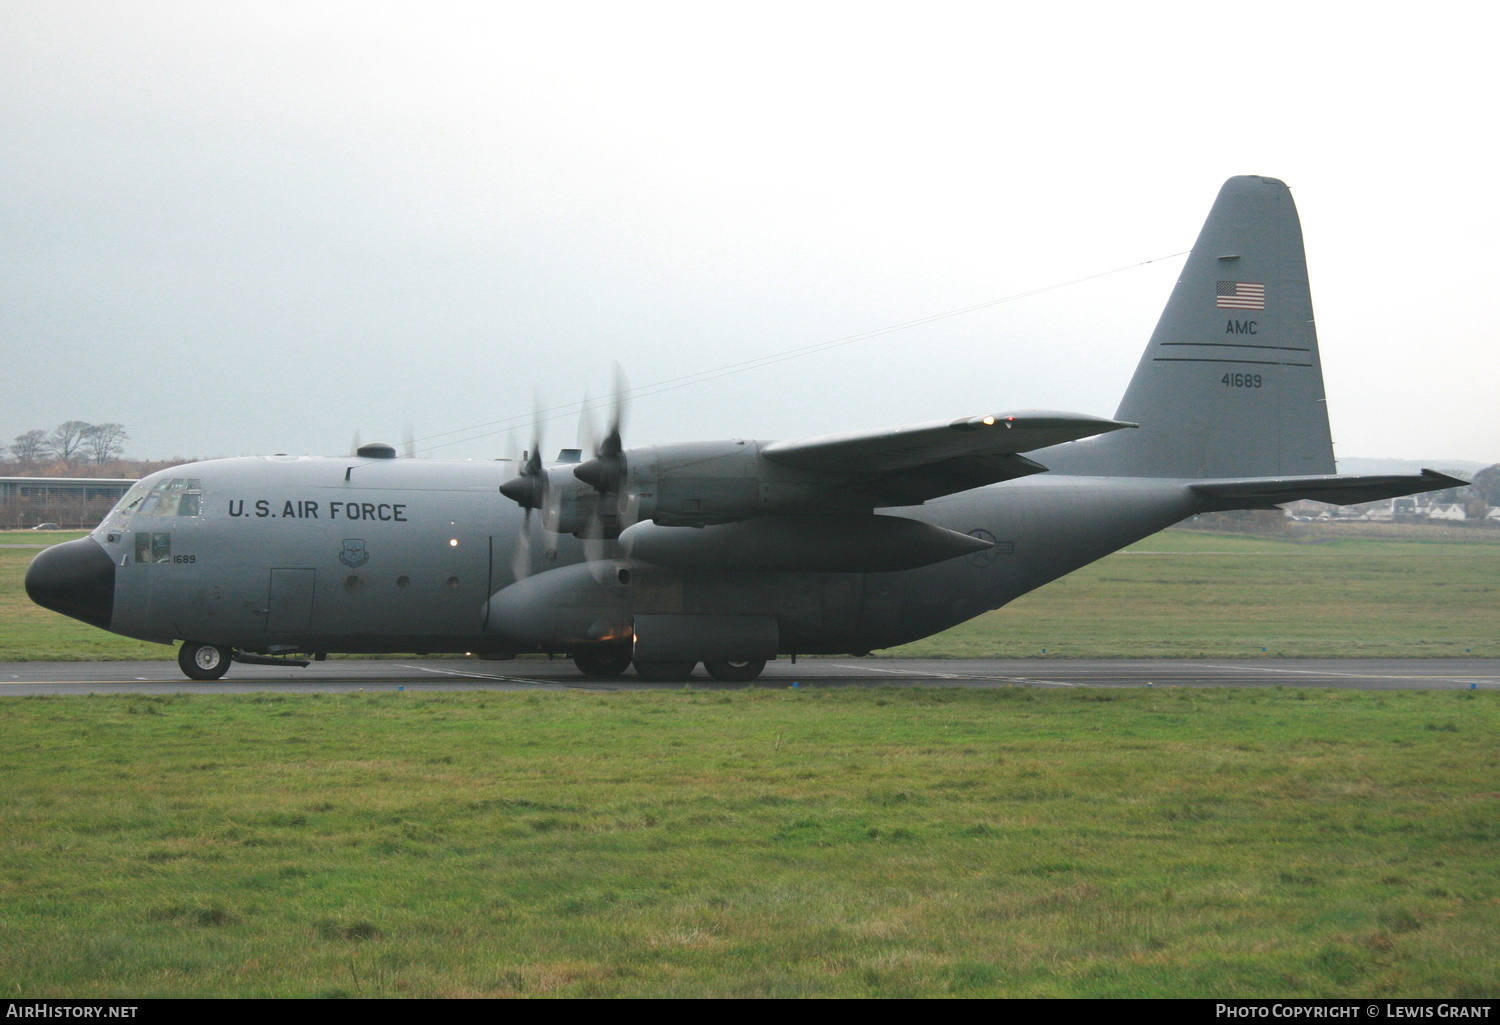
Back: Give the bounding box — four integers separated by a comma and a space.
890, 527, 1500, 659
1, 687, 1496, 998
2, 532, 172, 661
5, 527, 1496, 661
4, 530, 1498, 998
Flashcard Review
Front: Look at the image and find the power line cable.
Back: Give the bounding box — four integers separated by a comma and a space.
414, 249, 1189, 456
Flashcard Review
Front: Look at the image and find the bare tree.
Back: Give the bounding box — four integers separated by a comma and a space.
47, 421, 93, 463
11, 430, 51, 465
1469, 464, 1500, 506
82, 423, 129, 465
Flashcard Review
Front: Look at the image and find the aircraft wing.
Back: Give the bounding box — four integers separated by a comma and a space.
762, 410, 1134, 472
761, 410, 1135, 506
1189, 469, 1468, 511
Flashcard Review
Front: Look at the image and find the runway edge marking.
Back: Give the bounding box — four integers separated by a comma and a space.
831, 663, 1081, 687
1191, 663, 1496, 686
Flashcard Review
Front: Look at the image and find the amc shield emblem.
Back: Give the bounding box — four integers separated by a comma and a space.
339, 539, 370, 568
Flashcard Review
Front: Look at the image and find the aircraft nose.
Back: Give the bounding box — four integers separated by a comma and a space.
25, 536, 116, 630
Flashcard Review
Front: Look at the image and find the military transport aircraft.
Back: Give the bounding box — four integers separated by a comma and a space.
26, 176, 1461, 682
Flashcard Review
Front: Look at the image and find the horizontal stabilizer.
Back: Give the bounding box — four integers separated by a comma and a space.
1190, 469, 1466, 512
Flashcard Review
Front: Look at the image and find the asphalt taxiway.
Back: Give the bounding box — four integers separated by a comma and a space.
0, 657, 1494, 695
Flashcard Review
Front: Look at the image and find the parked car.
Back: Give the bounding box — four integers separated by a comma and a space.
29, 523, 61, 530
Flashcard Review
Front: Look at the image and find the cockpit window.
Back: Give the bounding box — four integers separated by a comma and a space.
118, 482, 151, 515
109, 478, 203, 525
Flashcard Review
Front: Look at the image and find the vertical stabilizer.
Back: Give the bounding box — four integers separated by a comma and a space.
1043, 176, 1335, 478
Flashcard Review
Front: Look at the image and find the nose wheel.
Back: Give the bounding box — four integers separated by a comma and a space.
179, 641, 232, 680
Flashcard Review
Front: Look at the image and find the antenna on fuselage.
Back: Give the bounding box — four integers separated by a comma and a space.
344, 441, 397, 481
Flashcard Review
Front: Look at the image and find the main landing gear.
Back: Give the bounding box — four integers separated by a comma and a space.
577, 657, 769, 683
703, 659, 767, 682
632, 660, 697, 682
178, 641, 232, 681
572, 651, 633, 678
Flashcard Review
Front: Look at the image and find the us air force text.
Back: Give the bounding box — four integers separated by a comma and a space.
226, 500, 408, 521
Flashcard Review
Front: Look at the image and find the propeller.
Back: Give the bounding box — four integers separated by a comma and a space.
573, 369, 632, 583
497, 375, 634, 585
498, 403, 546, 580
577, 390, 598, 456
573, 366, 629, 535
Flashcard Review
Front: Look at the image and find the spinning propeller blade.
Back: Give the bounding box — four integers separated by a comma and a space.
574, 367, 630, 530
572, 369, 632, 582
499, 401, 547, 580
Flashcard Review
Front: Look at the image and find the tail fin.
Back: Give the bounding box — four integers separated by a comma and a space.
1043, 175, 1335, 478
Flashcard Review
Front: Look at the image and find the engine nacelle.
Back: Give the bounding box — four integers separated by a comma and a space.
537, 467, 602, 536
602, 441, 847, 527
619, 514, 993, 572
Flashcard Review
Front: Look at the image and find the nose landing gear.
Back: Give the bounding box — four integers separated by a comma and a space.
178, 641, 232, 680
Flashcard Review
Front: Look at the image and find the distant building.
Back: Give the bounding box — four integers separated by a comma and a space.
1279, 494, 1496, 525
0, 477, 136, 501
1428, 503, 1468, 521
0, 476, 136, 529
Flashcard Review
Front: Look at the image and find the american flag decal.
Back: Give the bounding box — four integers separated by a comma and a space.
1216, 281, 1265, 310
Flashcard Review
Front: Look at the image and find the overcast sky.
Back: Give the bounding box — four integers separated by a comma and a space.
3, 1, 1495, 467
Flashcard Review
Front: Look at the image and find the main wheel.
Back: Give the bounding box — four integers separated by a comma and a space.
633, 660, 696, 682
704, 659, 767, 682
573, 651, 632, 678
179, 641, 232, 681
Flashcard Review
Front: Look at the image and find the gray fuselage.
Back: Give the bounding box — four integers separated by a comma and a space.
59, 454, 1199, 658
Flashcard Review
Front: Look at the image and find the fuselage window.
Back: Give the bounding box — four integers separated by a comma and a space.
134, 532, 172, 564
